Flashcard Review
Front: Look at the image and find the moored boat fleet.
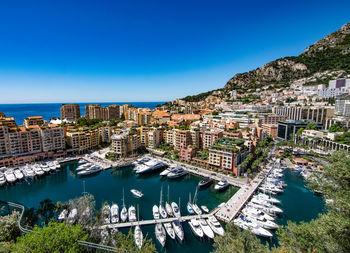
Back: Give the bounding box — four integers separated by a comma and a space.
234, 161, 286, 238
0, 161, 61, 186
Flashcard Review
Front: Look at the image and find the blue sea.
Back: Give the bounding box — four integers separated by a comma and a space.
0, 102, 164, 125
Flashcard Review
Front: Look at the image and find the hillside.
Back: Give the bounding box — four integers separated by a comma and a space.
182, 22, 350, 102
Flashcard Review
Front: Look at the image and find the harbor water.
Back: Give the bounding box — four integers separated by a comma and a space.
0, 163, 325, 252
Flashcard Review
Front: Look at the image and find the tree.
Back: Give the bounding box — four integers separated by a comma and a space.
296, 127, 304, 135
37, 199, 55, 224
109, 229, 156, 252
306, 122, 316, 130
329, 124, 342, 133
0, 211, 20, 243
11, 221, 88, 252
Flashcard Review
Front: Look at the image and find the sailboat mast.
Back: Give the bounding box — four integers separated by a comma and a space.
122, 188, 125, 207
167, 185, 170, 203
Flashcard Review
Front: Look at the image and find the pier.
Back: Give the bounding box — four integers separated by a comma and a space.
102, 213, 212, 229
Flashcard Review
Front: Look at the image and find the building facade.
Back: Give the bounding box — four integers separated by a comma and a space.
60, 104, 81, 122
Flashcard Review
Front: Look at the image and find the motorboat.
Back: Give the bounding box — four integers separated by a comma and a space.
255, 193, 281, 204
207, 215, 224, 236
165, 185, 174, 216
242, 206, 275, 221
187, 193, 194, 214
234, 216, 273, 238
192, 203, 202, 215
244, 214, 279, 230
0, 172, 6, 186
111, 204, 119, 223
188, 219, 204, 238
199, 219, 215, 239
53, 161, 60, 169
77, 166, 101, 176
134, 225, 143, 250
172, 220, 184, 241
33, 165, 45, 176
247, 202, 281, 216
76, 163, 91, 172
167, 166, 188, 179
159, 205, 167, 219
201, 205, 209, 213
160, 169, 170, 176
153, 205, 160, 219
14, 169, 24, 180
214, 179, 229, 191
68, 208, 77, 224
131, 189, 143, 198
155, 223, 166, 247
171, 202, 181, 218
4, 170, 16, 183
250, 198, 283, 213
120, 188, 128, 222
23, 166, 35, 179
136, 159, 166, 174
58, 209, 68, 221
128, 206, 137, 222
102, 204, 111, 224
198, 177, 213, 188
41, 164, 51, 173
163, 222, 176, 240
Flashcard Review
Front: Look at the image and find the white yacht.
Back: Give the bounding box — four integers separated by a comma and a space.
165, 185, 173, 216
134, 225, 143, 250
102, 204, 111, 224
255, 193, 280, 204
111, 204, 119, 223
159, 205, 167, 219
136, 159, 166, 174
171, 202, 181, 218
167, 166, 188, 179
247, 202, 280, 216
23, 166, 35, 179
250, 199, 283, 213
155, 223, 166, 247
58, 209, 68, 221
207, 215, 224, 236
234, 216, 273, 238
244, 214, 279, 230
33, 165, 44, 176
242, 206, 275, 221
160, 169, 170, 176
214, 179, 229, 191
199, 219, 215, 239
163, 222, 176, 240
77, 166, 101, 176
131, 189, 143, 198
153, 205, 160, 219
128, 206, 137, 222
4, 170, 16, 183
172, 220, 184, 242
187, 193, 194, 214
120, 188, 128, 222
41, 164, 51, 173
76, 163, 91, 172
192, 203, 202, 215
201, 205, 209, 213
188, 219, 204, 238
68, 208, 77, 224
0, 172, 6, 186
14, 169, 24, 180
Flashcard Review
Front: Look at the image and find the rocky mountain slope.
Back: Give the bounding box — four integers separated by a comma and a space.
224, 22, 350, 91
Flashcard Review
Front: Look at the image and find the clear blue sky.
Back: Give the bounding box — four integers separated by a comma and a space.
0, 0, 349, 103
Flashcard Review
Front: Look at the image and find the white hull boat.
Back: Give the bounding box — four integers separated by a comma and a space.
163, 222, 176, 240
111, 204, 119, 223
131, 189, 143, 198
171, 202, 181, 218
155, 223, 166, 247
172, 220, 184, 241
199, 219, 215, 239
207, 215, 224, 236
153, 205, 160, 219
188, 219, 204, 238
128, 206, 137, 222
134, 225, 143, 250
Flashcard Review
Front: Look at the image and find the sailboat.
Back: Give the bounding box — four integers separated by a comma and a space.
120, 188, 128, 222
159, 186, 167, 219
134, 205, 143, 250
187, 192, 194, 214
155, 223, 166, 247
192, 187, 202, 215
165, 185, 174, 216
171, 198, 181, 218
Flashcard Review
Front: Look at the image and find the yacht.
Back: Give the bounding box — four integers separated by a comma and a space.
33, 165, 45, 176
244, 214, 279, 230
58, 209, 68, 221
192, 203, 202, 215
0, 172, 6, 186
102, 204, 111, 224
41, 164, 51, 173
214, 179, 229, 191
234, 216, 273, 238
77, 166, 101, 176
155, 223, 166, 247
131, 189, 143, 198
134, 225, 143, 250
128, 206, 137, 222
153, 205, 160, 219
14, 169, 24, 180
163, 222, 176, 240
4, 170, 16, 183
167, 166, 188, 179
160, 169, 170, 176
255, 193, 281, 204
198, 177, 213, 188
199, 219, 215, 239
165, 185, 174, 216
136, 159, 166, 174
111, 204, 119, 223
23, 166, 35, 179
68, 208, 77, 224
171, 202, 181, 218
76, 163, 91, 172
250, 198, 283, 213
242, 206, 275, 221
188, 219, 204, 238
207, 215, 224, 236
172, 220, 184, 242
187, 193, 194, 214
159, 186, 167, 218
120, 189, 128, 222
201, 205, 209, 213
247, 202, 280, 216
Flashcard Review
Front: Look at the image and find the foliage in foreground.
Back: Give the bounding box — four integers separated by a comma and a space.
0, 211, 20, 243
11, 221, 88, 253
213, 151, 350, 253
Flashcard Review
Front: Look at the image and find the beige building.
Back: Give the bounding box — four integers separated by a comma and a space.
110, 132, 140, 157
24, 116, 45, 128
60, 104, 81, 122
148, 128, 161, 149
261, 124, 278, 138
272, 106, 334, 124
40, 126, 65, 152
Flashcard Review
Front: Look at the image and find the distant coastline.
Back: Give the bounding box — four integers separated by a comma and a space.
0, 102, 165, 125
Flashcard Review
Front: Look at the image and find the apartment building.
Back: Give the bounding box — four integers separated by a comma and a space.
258, 114, 287, 125
148, 128, 161, 149
7, 128, 42, 155
85, 104, 120, 121
85, 104, 103, 119
335, 99, 350, 116
0, 126, 9, 155
24, 116, 45, 128
110, 132, 140, 158
60, 104, 81, 122
99, 126, 112, 143
261, 124, 278, 138
202, 130, 224, 149
190, 130, 200, 148
66, 131, 92, 153
272, 106, 334, 124
0, 116, 17, 128
40, 126, 65, 152
174, 130, 191, 151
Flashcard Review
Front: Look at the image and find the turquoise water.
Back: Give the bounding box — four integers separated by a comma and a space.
0, 164, 325, 252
